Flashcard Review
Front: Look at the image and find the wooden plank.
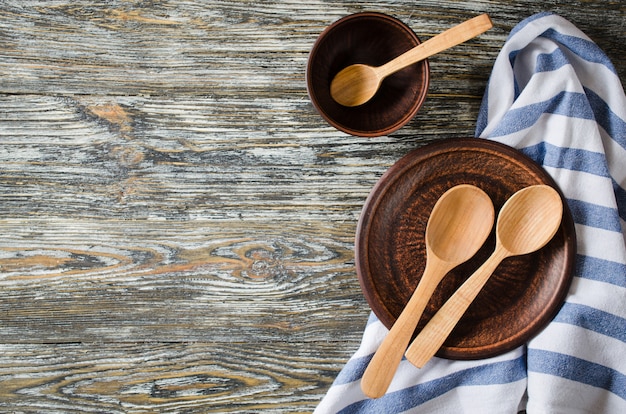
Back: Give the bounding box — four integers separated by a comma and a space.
0, 1, 623, 96
0, 94, 417, 222
0, 217, 369, 343
0, 341, 354, 412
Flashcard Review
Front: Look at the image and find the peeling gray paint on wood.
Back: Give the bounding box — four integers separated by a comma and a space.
0, 0, 623, 411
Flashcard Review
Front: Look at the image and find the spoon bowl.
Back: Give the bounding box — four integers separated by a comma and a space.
427, 184, 497, 263
405, 185, 563, 368
360, 184, 494, 398
497, 185, 563, 255
330, 64, 383, 108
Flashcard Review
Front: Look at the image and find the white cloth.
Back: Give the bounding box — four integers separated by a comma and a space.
315, 12, 626, 413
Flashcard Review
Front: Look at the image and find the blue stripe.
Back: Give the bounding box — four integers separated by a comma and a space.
584, 87, 626, 150
479, 85, 626, 153
575, 255, 626, 287
534, 48, 571, 72
553, 302, 626, 342
338, 357, 527, 414
488, 91, 594, 137
528, 349, 626, 400
508, 49, 522, 99
333, 353, 371, 386
520, 142, 610, 177
539, 29, 618, 76
614, 181, 626, 222
475, 86, 490, 136
567, 199, 622, 232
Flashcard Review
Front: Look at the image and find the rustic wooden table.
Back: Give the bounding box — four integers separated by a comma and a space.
0, 1, 623, 412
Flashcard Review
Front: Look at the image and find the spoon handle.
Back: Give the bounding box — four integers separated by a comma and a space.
379, 14, 493, 77
361, 259, 452, 399
404, 247, 509, 368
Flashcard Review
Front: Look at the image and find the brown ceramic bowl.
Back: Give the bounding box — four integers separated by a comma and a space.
307, 12, 430, 137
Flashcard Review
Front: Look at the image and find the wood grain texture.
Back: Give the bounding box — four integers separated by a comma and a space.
0, 0, 623, 411
0, 342, 353, 413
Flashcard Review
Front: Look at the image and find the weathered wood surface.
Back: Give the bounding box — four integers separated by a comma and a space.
0, 0, 623, 412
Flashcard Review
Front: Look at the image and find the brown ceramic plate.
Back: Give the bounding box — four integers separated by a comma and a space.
356, 138, 576, 360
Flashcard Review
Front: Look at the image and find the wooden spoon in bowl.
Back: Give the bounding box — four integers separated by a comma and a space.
330, 14, 493, 107
360, 184, 495, 399
405, 184, 563, 368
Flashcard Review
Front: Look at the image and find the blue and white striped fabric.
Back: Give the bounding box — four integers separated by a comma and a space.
315, 12, 626, 413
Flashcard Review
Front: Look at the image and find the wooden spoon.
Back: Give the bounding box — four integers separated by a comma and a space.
360, 184, 494, 399
405, 185, 563, 368
330, 14, 493, 107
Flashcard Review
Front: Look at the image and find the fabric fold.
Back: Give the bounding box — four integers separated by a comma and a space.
316, 12, 625, 413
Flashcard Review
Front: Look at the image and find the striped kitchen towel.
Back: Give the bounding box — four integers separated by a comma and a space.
315, 12, 625, 413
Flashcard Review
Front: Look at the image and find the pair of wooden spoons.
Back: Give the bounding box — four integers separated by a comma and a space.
331, 14, 493, 107
361, 184, 563, 399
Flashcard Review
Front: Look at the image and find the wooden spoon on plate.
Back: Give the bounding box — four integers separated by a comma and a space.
360, 184, 494, 399
405, 185, 563, 368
